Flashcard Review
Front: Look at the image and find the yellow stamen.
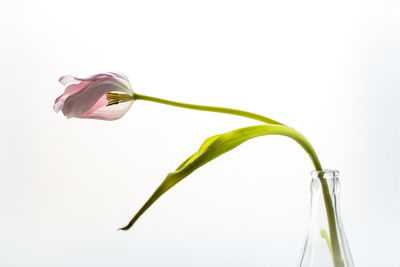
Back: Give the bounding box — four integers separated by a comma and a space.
106, 93, 134, 106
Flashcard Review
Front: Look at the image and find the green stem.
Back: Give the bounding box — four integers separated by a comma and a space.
134, 93, 283, 125
134, 93, 343, 266
319, 176, 344, 267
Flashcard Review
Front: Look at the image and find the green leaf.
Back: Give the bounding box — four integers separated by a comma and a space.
320, 228, 334, 259
119, 124, 320, 230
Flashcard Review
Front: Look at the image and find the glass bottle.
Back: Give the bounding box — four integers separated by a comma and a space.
299, 169, 355, 267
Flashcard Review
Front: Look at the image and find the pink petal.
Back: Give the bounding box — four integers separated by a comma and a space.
58, 75, 79, 86
109, 72, 130, 82
79, 94, 108, 118
107, 72, 131, 90
61, 79, 132, 118
53, 80, 91, 112
73, 73, 114, 82
81, 101, 134, 121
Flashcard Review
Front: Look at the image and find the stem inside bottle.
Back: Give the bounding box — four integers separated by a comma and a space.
299, 170, 354, 267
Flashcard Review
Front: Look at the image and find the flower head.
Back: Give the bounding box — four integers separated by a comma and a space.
54, 72, 135, 120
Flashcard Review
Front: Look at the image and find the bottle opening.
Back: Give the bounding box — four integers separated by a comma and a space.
311, 169, 339, 180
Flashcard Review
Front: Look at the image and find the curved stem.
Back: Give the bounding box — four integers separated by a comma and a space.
134, 92, 343, 266
134, 93, 284, 126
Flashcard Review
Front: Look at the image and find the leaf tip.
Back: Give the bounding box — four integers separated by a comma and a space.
118, 225, 132, 231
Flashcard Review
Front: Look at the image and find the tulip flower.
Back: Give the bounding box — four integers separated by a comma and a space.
53, 72, 135, 120
54, 71, 345, 266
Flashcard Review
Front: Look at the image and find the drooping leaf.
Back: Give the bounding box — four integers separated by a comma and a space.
119, 124, 319, 230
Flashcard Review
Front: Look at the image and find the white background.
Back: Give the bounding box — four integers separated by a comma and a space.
1, 0, 399, 266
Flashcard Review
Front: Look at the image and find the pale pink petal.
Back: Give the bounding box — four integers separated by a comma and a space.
58, 75, 79, 86
58, 72, 121, 89
61, 79, 132, 118
53, 81, 91, 112
79, 95, 108, 118
107, 72, 131, 90
73, 73, 114, 82
81, 101, 134, 121
109, 72, 130, 82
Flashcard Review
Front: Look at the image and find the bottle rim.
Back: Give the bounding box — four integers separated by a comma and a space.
311, 169, 339, 179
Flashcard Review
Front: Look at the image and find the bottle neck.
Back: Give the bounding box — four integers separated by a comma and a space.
299, 169, 354, 267
308, 170, 344, 266
310, 170, 341, 221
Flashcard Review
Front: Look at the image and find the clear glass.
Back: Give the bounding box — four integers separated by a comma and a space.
299, 169, 354, 267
